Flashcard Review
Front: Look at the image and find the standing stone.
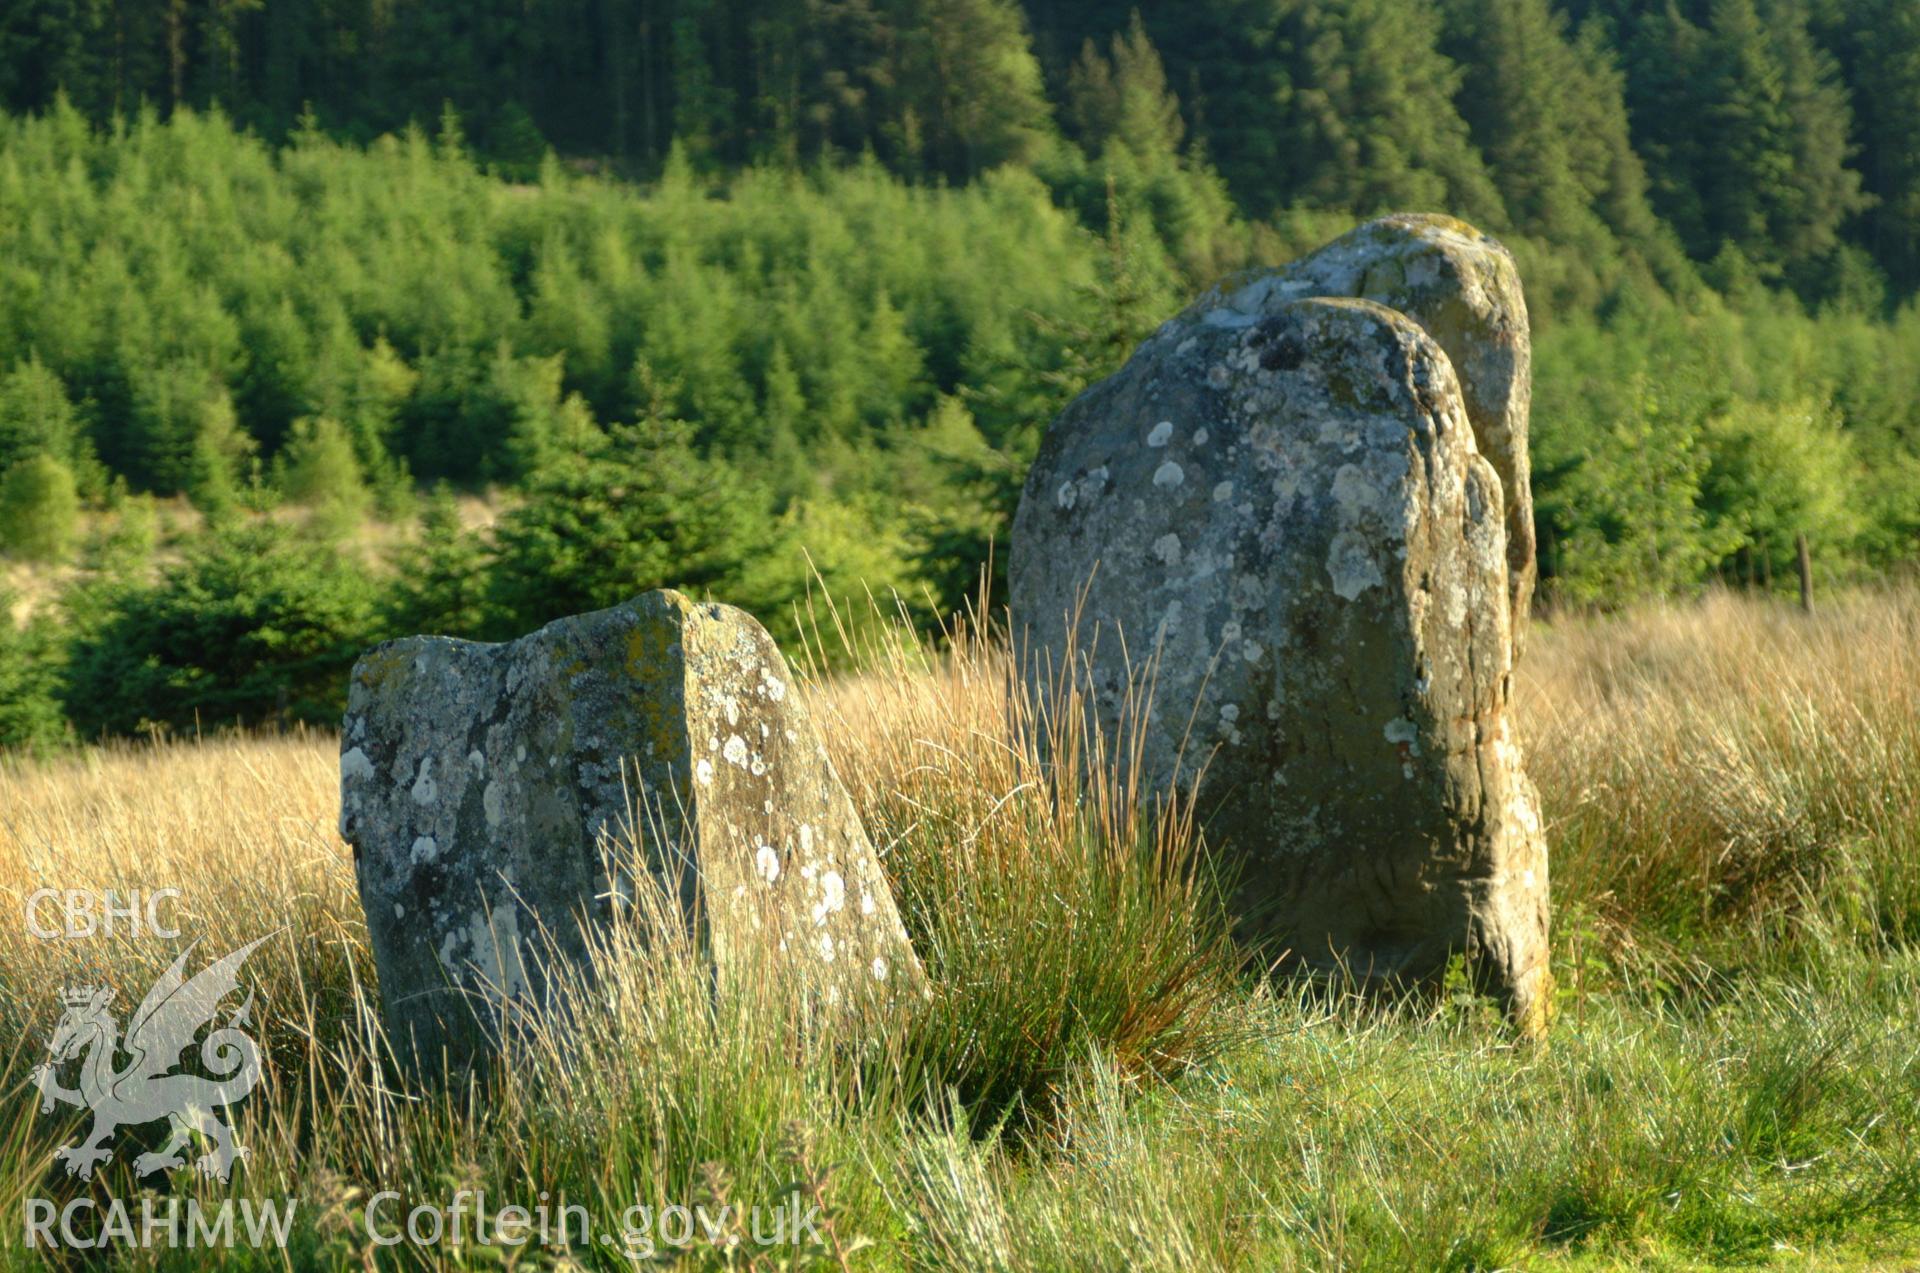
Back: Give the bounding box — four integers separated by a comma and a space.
1205, 214, 1536, 643
1010, 274, 1550, 1034
340, 589, 922, 1071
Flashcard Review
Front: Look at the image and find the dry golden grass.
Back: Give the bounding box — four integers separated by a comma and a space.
2, 585, 1915, 1058
1520, 586, 1920, 974
0, 731, 356, 1025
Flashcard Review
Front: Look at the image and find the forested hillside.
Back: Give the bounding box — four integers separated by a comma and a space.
6, 0, 1919, 296
1, 0, 1919, 743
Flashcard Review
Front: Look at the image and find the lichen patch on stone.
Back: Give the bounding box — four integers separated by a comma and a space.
1326, 531, 1384, 600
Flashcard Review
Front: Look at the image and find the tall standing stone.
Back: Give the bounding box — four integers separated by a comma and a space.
1010, 239, 1550, 1035
340, 589, 923, 1071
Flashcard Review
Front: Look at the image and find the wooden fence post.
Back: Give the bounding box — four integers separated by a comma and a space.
1796, 532, 1814, 614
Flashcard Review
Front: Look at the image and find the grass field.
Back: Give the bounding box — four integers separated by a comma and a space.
2, 588, 1918, 1269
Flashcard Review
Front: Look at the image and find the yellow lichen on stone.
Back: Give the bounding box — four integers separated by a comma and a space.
353, 646, 415, 693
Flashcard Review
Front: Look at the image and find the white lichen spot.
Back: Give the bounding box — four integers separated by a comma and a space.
1152, 533, 1182, 567
468, 905, 530, 1000
1154, 598, 1185, 643
466, 749, 486, 774
1213, 480, 1234, 504
1326, 531, 1384, 600
723, 735, 749, 767
1242, 640, 1264, 664
1153, 460, 1185, 489
812, 870, 846, 925
483, 781, 505, 828
1384, 717, 1419, 747
723, 695, 740, 726
816, 932, 836, 963
870, 956, 889, 982
1220, 703, 1240, 724
409, 756, 438, 806
1332, 464, 1384, 521
761, 671, 788, 702
1194, 427, 1210, 445
695, 758, 715, 786
800, 823, 815, 856
341, 746, 375, 782
1057, 480, 1078, 510
393, 902, 405, 919
860, 890, 877, 916
1147, 420, 1175, 448
410, 835, 438, 865
756, 843, 782, 883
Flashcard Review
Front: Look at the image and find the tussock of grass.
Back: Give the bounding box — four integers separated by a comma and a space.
801, 595, 1247, 1131
2, 588, 1918, 1269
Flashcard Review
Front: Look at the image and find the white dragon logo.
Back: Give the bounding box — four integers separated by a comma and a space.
30, 936, 269, 1182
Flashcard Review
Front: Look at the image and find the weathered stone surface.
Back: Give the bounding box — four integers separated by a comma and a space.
1010, 284, 1550, 1034
340, 590, 922, 1070
1202, 214, 1536, 642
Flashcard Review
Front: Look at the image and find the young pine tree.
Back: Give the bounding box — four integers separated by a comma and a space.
0, 453, 83, 564
1060, 12, 1241, 279
1066, 12, 1185, 158
486, 414, 770, 637
388, 486, 496, 639
279, 415, 373, 539
0, 357, 94, 485
0, 592, 68, 752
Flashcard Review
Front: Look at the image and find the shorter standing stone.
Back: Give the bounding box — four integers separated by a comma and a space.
340, 589, 922, 1072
